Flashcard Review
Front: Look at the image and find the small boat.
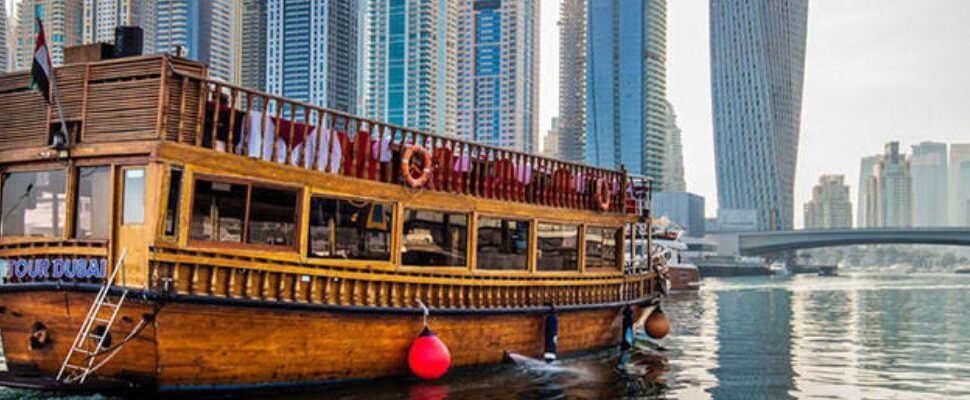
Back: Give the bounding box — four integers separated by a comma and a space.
769, 261, 791, 276
955, 267, 970, 274
817, 265, 838, 276
625, 223, 701, 291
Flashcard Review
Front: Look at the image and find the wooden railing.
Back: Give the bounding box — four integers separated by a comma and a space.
159, 62, 636, 214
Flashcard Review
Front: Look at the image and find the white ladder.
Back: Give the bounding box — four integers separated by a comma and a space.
56, 249, 129, 384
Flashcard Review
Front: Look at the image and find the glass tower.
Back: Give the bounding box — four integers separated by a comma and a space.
585, 0, 667, 180
266, 0, 358, 112
710, 0, 808, 231
157, 0, 235, 83
363, 0, 456, 136
455, 0, 538, 153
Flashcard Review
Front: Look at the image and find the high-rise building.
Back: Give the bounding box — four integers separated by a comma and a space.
1, 2, 9, 72
710, 0, 808, 231
585, 0, 667, 180
456, 0, 539, 152
240, 0, 266, 90
910, 141, 948, 227
14, 0, 83, 69
857, 155, 880, 228
866, 142, 912, 228
652, 191, 705, 237
803, 175, 852, 230
543, 117, 561, 159
82, 0, 156, 53
557, 0, 585, 162
157, 0, 237, 83
363, 0, 456, 136
266, 0, 359, 112
950, 144, 970, 226
662, 100, 685, 192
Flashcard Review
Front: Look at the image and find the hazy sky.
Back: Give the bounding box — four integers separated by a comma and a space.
7, 0, 970, 227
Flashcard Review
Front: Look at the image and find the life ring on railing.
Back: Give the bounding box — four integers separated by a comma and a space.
402, 145, 433, 188
595, 178, 612, 211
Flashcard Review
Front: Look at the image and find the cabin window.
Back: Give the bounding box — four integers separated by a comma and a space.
536, 223, 579, 272
163, 168, 183, 237
122, 168, 145, 224
585, 226, 621, 269
401, 209, 467, 267
190, 180, 247, 242
73, 166, 110, 239
0, 170, 67, 237
308, 196, 393, 260
476, 217, 529, 271
190, 178, 298, 248
246, 187, 298, 246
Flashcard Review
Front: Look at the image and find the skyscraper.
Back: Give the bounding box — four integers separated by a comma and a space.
14, 0, 83, 69
662, 100, 685, 192
803, 175, 852, 230
710, 0, 808, 231
910, 141, 948, 227
266, 0, 359, 112
363, 0, 456, 136
1, 2, 9, 72
82, 0, 156, 53
557, 0, 585, 163
585, 0, 667, 180
455, 0, 539, 152
866, 142, 912, 228
857, 155, 880, 228
543, 116, 561, 159
240, 0, 266, 90
157, 0, 237, 83
950, 144, 970, 226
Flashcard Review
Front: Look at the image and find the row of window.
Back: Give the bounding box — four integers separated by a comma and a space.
0, 167, 145, 239
180, 175, 620, 272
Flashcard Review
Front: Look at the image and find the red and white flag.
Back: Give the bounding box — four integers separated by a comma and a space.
29, 18, 53, 104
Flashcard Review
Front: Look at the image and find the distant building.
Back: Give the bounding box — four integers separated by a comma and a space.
82, 0, 156, 54
910, 141, 948, 227
662, 100, 685, 192
266, 0, 359, 112
652, 192, 705, 237
711, 0, 808, 231
455, 0, 538, 152
709, 209, 760, 233
14, 0, 83, 69
857, 155, 880, 228
239, 0, 266, 90
157, 0, 237, 83
1, 3, 9, 72
557, 0, 585, 163
866, 142, 912, 227
803, 175, 852, 229
951, 144, 970, 226
586, 0, 667, 181
543, 117, 561, 159
363, 0, 457, 136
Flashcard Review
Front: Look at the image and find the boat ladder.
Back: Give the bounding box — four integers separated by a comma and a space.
56, 249, 130, 384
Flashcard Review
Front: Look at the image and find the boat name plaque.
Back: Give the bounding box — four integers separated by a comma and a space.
1, 258, 107, 280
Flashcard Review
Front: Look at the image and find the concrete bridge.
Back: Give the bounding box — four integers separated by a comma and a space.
725, 228, 970, 256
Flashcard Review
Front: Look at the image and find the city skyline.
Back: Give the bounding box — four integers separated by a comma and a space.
4, 0, 970, 229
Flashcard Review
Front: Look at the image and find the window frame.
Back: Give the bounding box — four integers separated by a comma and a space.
187, 174, 303, 252
160, 165, 184, 241
473, 214, 532, 274
306, 193, 396, 263
121, 166, 146, 225
583, 225, 624, 272
0, 166, 70, 239
71, 165, 112, 240
534, 220, 581, 274
399, 207, 471, 270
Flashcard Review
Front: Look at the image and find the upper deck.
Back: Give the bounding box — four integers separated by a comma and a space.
0, 55, 645, 215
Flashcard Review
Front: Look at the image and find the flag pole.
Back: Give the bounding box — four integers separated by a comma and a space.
48, 60, 71, 149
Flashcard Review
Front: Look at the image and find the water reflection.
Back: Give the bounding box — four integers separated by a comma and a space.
3, 273, 970, 400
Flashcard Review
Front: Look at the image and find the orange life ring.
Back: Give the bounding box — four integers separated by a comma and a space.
402, 145, 433, 188
595, 178, 612, 211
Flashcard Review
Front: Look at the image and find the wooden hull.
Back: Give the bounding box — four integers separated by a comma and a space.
667, 266, 701, 291
0, 286, 643, 392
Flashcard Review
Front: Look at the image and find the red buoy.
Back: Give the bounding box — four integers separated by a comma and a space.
408, 327, 451, 380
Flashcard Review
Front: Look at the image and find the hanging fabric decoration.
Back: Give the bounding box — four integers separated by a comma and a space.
408, 300, 451, 380
621, 305, 634, 350
544, 307, 559, 363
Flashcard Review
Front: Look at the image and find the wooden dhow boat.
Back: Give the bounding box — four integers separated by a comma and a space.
0, 53, 664, 393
